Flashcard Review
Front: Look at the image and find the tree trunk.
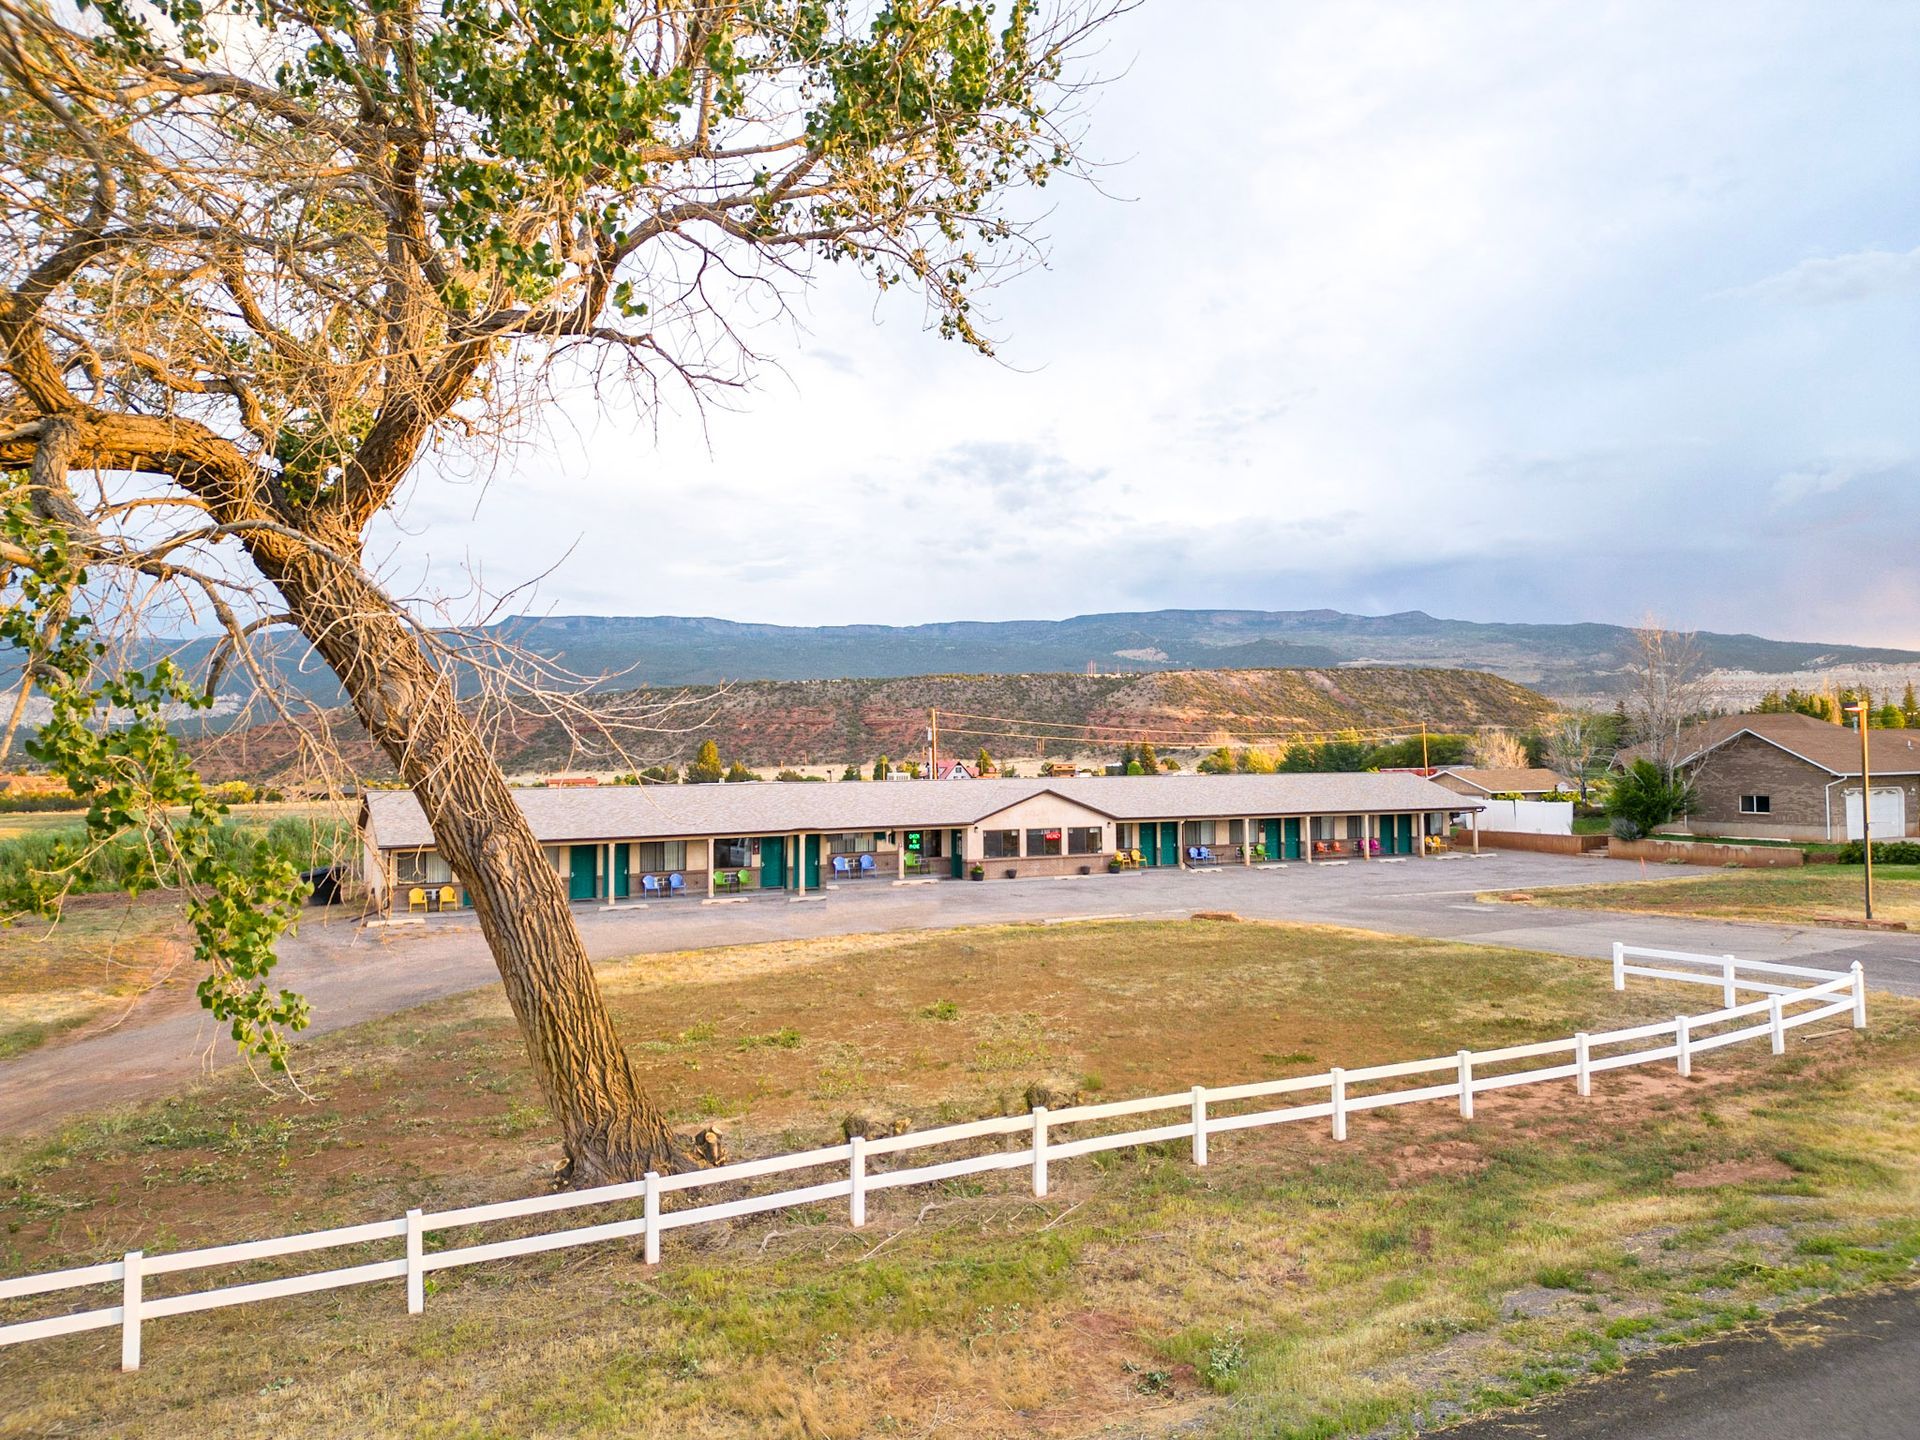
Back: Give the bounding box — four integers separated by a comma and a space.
254, 541, 694, 1184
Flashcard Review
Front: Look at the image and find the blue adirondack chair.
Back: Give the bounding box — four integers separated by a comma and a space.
859, 853, 876, 875
668, 873, 685, 897
641, 874, 662, 896
833, 855, 852, 878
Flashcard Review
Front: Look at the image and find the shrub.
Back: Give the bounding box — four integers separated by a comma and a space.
1839, 840, 1920, 865
1606, 759, 1694, 837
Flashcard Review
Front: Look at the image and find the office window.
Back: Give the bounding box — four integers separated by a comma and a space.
982, 829, 1019, 858
1740, 794, 1771, 815
1026, 828, 1063, 857
1067, 826, 1103, 855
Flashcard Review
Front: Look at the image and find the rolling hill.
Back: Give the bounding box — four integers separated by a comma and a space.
191, 665, 1557, 783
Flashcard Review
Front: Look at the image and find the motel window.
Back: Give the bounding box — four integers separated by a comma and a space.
1026, 828, 1064, 857
1067, 826, 1103, 855
982, 829, 1019, 858
395, 851, 452, 885
714, 838, 753, 868
635, 841, 688, 872
1345, 816, 1365, 840
828, 832, 878, 854
1740, 795, 1771, 815
1227, 819, 1245, 845
1310, 816, 1335, 841
1187, 820, 1215, 845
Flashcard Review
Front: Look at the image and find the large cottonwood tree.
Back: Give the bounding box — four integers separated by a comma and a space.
0, 0, 1115, 1182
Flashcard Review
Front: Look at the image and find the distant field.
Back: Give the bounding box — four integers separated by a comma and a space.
0, 800, 345, 842
1487, 866, 1920, 929
0, 898, 190, 1060
3, 920, 1915, 1439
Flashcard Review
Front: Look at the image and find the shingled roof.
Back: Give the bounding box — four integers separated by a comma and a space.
362, 772, 1479, 851
1644, 711, 1920, 777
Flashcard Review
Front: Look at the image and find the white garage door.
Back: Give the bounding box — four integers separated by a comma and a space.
1844, 787, 1906, 841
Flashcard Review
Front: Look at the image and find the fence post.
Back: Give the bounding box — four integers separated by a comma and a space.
1721, 956, 1738, 1009
1032, 1107, 1049, 1198
1330, 1068, 1347, 1141
1612, 941, 1625, 991
1575, 1032, 1591, 1097
1852, 962, 1868, 1029
849, 1136, 867, 1228
405, 1208, 424, 1315
1457, 1050, 1474, 1119
643, 1171, 661, 1265
120, 1250, 142, 1373
1769, 996, 1785, 1055
1191, 1085, 1208, 1167
1675, 1015, 1691, 1077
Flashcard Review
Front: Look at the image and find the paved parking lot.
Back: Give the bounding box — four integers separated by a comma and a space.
3, 851, 1914, 1134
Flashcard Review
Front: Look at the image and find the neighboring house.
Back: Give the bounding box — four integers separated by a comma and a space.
361, 772, 1483, 910
934, 761, 979, 780
1627, 712, 1920, 842
1429, 767, 1573, 800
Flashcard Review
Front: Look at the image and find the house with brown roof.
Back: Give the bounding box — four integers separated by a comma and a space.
1429, 766, 1573, 800
1634, 711, 1920, 842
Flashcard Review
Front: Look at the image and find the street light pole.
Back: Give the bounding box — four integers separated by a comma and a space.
1845, 703, 1874, 921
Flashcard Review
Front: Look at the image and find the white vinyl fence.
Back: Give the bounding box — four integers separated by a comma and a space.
1471, 798, 1576, 836
0, 945, 1869, 1373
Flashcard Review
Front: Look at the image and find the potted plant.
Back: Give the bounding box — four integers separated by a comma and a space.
969, 864, 984, 881
1107, 857, 1122, 873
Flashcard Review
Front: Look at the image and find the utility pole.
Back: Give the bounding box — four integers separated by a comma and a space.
1845, 702, 1874, 920
1420, 719, 1429, 772
928, 708, 939, 780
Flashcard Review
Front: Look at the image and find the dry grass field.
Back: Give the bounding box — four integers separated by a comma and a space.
1486, 864, 1920, 929
2, 919, 1917, 1439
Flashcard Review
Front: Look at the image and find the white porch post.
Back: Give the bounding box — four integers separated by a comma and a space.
707, 838, 716, 897
1242, 818, 1253, 864
1363, 814, 1373, 860
898, 834, 908, 879
1304, 815, 1314, 863
1471, 809, 1480, 854
795, 833, 806, 894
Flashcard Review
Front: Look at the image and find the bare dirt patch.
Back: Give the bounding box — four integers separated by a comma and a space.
1672, 1157, 1797, 1189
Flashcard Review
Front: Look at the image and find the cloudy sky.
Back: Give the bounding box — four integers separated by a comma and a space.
381, 0, 1920, 644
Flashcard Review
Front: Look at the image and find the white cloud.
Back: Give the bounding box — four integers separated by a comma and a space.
1730, 245, 1920, 306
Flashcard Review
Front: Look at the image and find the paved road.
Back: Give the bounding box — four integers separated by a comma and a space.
3, 852, 1915, 1134
1434, 1284, 1920, 1439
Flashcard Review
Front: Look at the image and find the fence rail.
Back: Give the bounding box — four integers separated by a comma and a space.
0, 945, 1871, 1372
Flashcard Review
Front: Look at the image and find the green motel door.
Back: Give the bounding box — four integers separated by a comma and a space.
757, 836, 786, 889
803, 835, 821, 890
1396, 815, 1415, 855
612, 843, 631, 898
1137, 823, 1158, 867
1159, 822, 1179, 865
1261, 819, 1281, 861
568, 845, 598, 901
950, 830, 965, 879
1285, 817, 1303, 860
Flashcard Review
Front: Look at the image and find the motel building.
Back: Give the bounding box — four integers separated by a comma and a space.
360, 772, 1485, 913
